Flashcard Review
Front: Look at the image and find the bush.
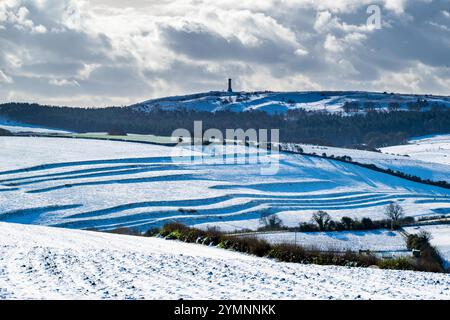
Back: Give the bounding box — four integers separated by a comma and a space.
144, 227, 160, 237
298, 222, 319, 232
160, 222, 190, 236
406, 231, 432, 251
361, 217, 374, 229
225, 237, 271, 257
267, 243, 307, 263
378, 257, 415, 270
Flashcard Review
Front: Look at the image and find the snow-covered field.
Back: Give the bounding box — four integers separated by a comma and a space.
252, 230, 406, 253
1, 136, 450, 232
381, 135, 450, 167
244, 225, 450, 267
297, 143, 450, 183
1, 221, 449, 300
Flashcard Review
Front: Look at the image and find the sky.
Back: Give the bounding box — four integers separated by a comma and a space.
0, 0, 449, 107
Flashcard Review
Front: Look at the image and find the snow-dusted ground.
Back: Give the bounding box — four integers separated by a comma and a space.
0, 221, 449, 300
252, 230, 406, 253
297, 143, 450, 183
381, 135, 450, 167
132, 91, 450, 114
1, 136, 450, 232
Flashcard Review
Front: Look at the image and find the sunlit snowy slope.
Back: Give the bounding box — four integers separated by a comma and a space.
296, 143, 450, 183
1, 136, 450, 232
0, 222, 449, 300
381, 135, 450, 166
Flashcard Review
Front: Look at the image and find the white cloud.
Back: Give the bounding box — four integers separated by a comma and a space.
324, 34, 344, 52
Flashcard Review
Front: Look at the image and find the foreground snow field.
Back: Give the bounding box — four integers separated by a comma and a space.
1, 136, 450, 232
0, 222, 449, 300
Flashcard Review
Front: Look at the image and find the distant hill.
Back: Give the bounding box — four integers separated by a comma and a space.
131, 91, 450, 114
1, 91, 450, 148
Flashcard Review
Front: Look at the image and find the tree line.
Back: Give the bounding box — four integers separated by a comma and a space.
1, 102, 450, 148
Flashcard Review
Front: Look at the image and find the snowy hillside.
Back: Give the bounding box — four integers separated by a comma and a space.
131, 91, 450, 114
1, 136, 450, 232
0, 221, 449, 300
296, 143, 450, 183
381, 135, 450, 166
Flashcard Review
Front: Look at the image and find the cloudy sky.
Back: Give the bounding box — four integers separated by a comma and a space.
0, 0, 449, 107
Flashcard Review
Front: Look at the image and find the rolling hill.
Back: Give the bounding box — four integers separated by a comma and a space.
1, 136, 450, 232
131, 91, 450, 114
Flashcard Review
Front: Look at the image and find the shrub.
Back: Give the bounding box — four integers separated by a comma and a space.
298, 222, 319, 232
267, 243, 307, 263
361, 217, 374, 229
406, 231, 432, 251
341, 217, 355, 230
378, 257, 415, 270
160, 222, 190, 236
144, 228, 160, 237
225, 237, 271, 257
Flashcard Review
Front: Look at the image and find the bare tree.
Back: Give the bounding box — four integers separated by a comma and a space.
260, 214, 283, 230
312, 211, 332, 231
384, 202, 405, 230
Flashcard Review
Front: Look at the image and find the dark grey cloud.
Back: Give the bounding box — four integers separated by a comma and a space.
161, 25, 297, 65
